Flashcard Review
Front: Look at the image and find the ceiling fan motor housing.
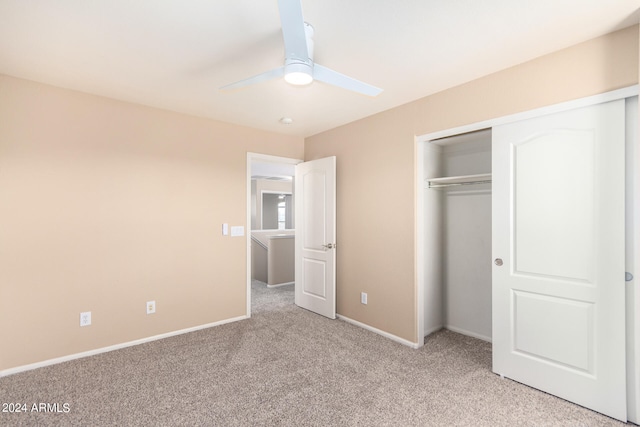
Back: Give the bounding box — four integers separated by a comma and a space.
283, 22, 315, 86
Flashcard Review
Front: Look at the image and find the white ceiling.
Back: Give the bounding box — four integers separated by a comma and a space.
0, 1, 638, 138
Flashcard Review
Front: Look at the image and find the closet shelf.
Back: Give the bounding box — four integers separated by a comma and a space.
427, 173, 492, 189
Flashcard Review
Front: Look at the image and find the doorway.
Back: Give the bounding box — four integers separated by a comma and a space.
423, 129, 492, 342
246, 153, 302, 316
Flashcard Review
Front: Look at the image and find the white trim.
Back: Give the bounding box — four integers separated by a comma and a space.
260, 191, 292, 195
338, 314, 421, 349
0, 315, 247, 378
249, 152, 302, 165
633, 95, 640, 423
415, 137, 425, 346
247, 152, 303, 318
416, 85, 638, 143
268, 234, 294, 240
625, 96, 640, 423
267, 281, 294, 288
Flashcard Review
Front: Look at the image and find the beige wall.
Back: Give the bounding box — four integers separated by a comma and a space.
305, 25, 639, 343
0, 74, 303, 371
268, 236, 295, 286
251, 229, 295, 283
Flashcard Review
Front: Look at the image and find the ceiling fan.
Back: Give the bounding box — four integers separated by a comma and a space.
220, 0, 383, 97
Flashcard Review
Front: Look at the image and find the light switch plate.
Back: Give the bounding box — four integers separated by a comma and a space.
231, 226, 245, 237
222, 223, 229, 236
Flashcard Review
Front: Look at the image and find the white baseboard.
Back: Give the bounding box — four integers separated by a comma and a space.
444, 325, 492, 343
266, 281, 294, 288
0, 315, 248, 378
337, 314, 421, 349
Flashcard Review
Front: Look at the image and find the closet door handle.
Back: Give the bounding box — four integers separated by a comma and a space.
494, 258, 503, 266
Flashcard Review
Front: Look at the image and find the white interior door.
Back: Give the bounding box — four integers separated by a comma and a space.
492, 100, 627, 421
295, 156, 336, 319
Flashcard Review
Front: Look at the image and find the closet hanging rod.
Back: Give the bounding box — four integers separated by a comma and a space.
428, 179, 492, 189
426, 172, 492, 189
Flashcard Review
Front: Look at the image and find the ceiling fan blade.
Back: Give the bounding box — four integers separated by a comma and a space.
277, 0, 309, 62
220, 66, 285, 91
313, 64, 383, 97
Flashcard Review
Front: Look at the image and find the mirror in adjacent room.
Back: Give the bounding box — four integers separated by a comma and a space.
250, 166, 295, 230
262, 192, 293, 230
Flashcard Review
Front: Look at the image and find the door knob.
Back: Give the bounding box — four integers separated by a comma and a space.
494, 258, 503, 266
322, 243, 335, 249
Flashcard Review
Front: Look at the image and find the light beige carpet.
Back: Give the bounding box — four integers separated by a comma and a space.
0, 280, 626, 426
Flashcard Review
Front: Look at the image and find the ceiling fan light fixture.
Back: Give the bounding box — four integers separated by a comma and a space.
285, 71, 313, 85
284, 62, 313, 86
219, 0, 382, 96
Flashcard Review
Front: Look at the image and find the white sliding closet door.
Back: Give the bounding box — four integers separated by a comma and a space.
492, 100, 627, 421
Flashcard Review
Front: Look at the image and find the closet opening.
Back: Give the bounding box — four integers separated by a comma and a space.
416, 88, 639, 422
423, 128, 492, 342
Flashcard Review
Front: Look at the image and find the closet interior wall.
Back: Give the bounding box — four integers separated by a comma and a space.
424, 130, 492, 341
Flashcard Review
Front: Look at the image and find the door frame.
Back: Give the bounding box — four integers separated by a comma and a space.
415, 85, 639, 417
246, 153, 303, 317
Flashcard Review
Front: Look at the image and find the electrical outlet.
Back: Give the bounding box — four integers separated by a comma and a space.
146, 300, 156, 314
80, 311, 91, 327
361, 292, 368, 305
